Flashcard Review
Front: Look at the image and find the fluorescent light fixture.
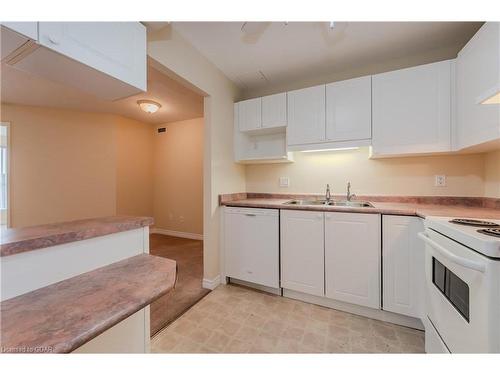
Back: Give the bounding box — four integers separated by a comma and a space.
301, 147, 359, 153
477, 85, 500, 105
137, 100, 161, 113
480, 92, 500, 104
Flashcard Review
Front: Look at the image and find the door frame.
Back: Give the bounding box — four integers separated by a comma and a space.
0, 121, 11, 228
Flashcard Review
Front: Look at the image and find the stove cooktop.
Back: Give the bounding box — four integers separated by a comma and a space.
449, 218, 500, 227
425, 217, 500, 258
478, 228, 500, 238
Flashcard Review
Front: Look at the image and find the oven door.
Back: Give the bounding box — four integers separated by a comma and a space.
419, 230, 499, 353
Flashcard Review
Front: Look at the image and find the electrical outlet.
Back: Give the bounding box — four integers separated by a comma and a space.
435, 175, 446, 187
179, 216, 185, 223
279, 176, 290, 188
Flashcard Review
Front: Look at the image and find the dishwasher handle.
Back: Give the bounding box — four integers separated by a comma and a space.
418, 232, 486, 273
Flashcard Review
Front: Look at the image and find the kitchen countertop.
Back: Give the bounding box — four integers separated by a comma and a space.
0, 216, 154, 257
0, 254, 176, 353
220, 194, 500, 220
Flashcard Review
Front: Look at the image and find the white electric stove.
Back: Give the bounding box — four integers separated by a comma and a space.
420, 216, 500, 353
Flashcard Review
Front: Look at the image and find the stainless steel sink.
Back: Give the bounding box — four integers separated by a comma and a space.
330, 201, 373, 208
283, 199, 330, 206
283, 199, 373, 208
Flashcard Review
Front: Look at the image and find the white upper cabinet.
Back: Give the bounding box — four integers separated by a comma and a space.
382, 216, 424, 319
0, 22, 38, 40
38, 22, 146, 92
455, 22, 500, 151
324, 212, 381, 309
238, 97, 262, 132
287, 84, 326, 146
326, 76, 372, 142
262, 93, 287, 129
280, 210, 325, 297
372, 60, 452, 156
12, 22, 147, 100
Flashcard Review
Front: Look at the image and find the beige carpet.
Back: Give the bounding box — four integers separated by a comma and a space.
149, 234, 210, 336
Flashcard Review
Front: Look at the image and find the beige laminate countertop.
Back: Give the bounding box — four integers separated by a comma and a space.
221, 197, 500, 220
0, 254, 176, 353
0, 216, 154, 257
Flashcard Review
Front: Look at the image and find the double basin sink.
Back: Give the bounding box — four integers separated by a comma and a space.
284, 199, 373, 208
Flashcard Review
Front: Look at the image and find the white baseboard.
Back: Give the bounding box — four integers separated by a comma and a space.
150, 228, 203, 241
202, 275, 221, 290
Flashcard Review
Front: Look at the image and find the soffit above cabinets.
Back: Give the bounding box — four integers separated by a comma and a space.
173, 22, 483, 92
1, 62, 204, 125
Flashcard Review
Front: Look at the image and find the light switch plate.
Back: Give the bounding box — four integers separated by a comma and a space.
279, 177, 290, 188
435, 175, 446, 187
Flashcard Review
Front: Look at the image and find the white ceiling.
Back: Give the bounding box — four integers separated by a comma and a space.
1, 61, 204, 125
173, 22, 483, 91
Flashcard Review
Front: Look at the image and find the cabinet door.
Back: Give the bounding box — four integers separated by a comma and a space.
262, 93, 287, 129
281, 210, 324, 296
224, 208, 279, 288
238, 98, 262, 132
325, 212, 380, 308
372, 60, 451, 155
456, 22, 500, 150
382, 215, 424, 318
287, 85, 326, 146
38, 22, 146, 92
326, 76, 372, 142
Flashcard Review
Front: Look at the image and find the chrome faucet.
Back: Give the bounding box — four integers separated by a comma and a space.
347, 182, 356, 201
325, 184, 332, 203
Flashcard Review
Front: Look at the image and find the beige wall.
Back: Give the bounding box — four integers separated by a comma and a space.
115, 116, 155, 217
1, 104, 158, 228
153, 118, 203, 235
2, 104, 117, 227
246, 148, 489, 197
484, 149, 500, 198
148, 27, 246, 281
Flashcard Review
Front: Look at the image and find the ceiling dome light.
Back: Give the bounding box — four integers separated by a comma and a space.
137, 100, 161, 114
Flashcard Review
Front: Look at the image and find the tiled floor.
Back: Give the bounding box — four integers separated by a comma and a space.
151, 283, 425, 353
149, 234, 210, 336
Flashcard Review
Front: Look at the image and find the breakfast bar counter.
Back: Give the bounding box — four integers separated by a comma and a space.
0, 254, 176, 353
0, 216, 154, 257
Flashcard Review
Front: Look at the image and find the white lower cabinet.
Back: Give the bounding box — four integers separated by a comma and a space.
280, 210, 325, 296
224, 207, 279, 288
325, 212, 381, 309
382, 215, 424, 318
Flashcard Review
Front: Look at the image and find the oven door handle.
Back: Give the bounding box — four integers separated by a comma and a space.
418, 232, 486, 273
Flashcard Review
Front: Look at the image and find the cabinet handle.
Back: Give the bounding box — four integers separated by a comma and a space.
418, 232, 486, 273
47, 34, 61, 45
245, 213, 256, 217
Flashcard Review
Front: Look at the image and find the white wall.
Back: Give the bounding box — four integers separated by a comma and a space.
148, 26, 246, 281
